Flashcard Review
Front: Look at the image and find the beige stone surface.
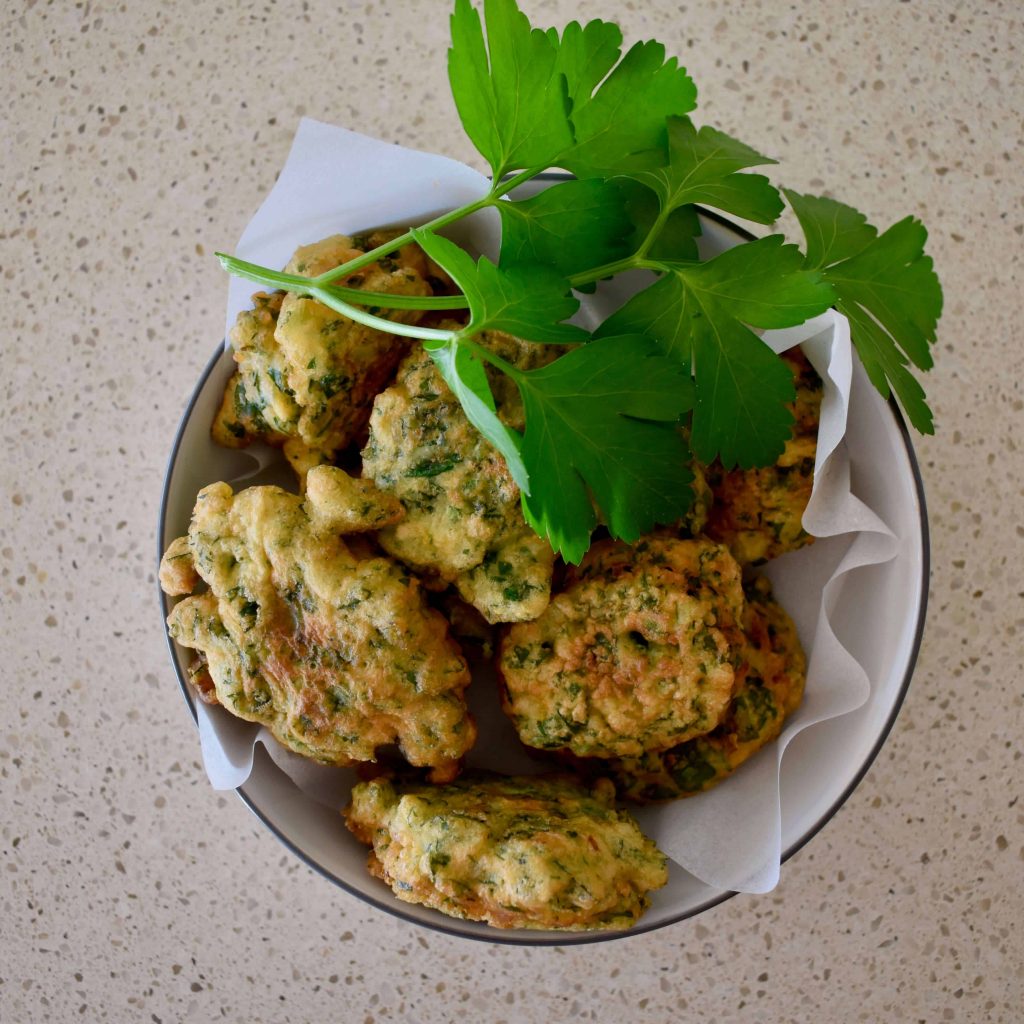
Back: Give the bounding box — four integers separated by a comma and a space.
1, 0, 1021, 1020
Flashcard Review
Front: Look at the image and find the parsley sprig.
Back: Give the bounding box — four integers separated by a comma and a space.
216, 0, 943, 562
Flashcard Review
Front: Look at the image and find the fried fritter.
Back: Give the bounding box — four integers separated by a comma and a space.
160, 466, 475, 780
498, 536, 746, 759
212, 231, 441, 484
680, 455, 713, 537
344, 774, 667, 930
606, 575, 806, 802
158, 535, 199, 596
703, 349, 823, 564
362, 331, 563, 625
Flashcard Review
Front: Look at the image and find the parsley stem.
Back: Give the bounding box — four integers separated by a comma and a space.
492, 166, 548, 199
310, 165, 543, 287
309, 290, 455, 341
217, 254, 470, 311
460, 336, 523, 381
568, 199, 681, 288
311, 194, 497, 285
569, 256, 664, 288
216, 254, 456, 342
568, 197, 686, 289
305, 292, 455, 341
634, 202, 676, 260
222, 166, 549, 308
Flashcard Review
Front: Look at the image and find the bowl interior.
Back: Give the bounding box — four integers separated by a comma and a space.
159, 210, 927, 945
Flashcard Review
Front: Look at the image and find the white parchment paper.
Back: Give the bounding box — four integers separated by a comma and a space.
196, 118, 900, 895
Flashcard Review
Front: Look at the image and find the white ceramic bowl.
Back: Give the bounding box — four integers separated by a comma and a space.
158, 207, 928, 945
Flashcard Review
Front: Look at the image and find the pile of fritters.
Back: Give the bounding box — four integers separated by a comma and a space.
162, 232, 822, 930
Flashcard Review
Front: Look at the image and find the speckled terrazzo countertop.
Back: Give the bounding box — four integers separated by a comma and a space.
2, 0, 1021, 1020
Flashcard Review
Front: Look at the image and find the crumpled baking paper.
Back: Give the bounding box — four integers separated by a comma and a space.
194, 118, 899, 895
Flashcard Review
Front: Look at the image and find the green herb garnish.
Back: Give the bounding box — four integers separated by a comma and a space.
216, 0, 943, 562
784, 189, 942, 433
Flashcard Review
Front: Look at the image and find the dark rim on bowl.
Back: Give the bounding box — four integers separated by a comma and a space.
157, 208, 930, 947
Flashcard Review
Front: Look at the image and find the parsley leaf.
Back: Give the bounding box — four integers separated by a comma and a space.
598, 236, 834, 467
839, 302, 932, 435
412, 227, 588, 344
785, 190, 942, 432
515, 335, 696, 563
553, 21, 698, 178
448, 4, 697, 182
497, 178, 634, 278
672, 235, 835, 329
784, 189, 877, 267
595, 274, 693, 361
627, 116, 784, 226
422, 336, 530, 492
447, 0, 572, 179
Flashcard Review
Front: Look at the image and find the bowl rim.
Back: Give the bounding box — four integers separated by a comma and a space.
157, 205, 930, 946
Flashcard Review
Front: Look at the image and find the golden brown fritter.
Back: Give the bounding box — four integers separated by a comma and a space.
212, 231, 441, 484
362, 331, 563, 625
703, 349, 823, 564
498, 536, 746, 759
605, 575, 806, 802
160, 466, 475, 781
158, 535, 199, 596
677, 455, 713, 538
344, 774, 668, 930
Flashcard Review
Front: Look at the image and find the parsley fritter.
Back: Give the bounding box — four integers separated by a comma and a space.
160, 466, 475, 781
605, 575, 806, 802
212, 231, 440, 484
344, 774, 667, 930
498, 536, 746, 759
362, 330, 563, 624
